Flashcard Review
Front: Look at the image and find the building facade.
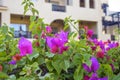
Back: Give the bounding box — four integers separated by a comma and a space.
0, 0, 112, 40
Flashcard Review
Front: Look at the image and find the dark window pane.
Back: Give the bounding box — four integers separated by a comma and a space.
80, 0, 85, 7
89, 0, 95, 8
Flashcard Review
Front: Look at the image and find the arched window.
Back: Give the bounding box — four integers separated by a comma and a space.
89, 0, 95, 8
50, 19, 70, 34
80, 0, 85, 7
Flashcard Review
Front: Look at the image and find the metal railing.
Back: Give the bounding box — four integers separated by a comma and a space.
52, 4, 66, 12
14, 31, 32, 38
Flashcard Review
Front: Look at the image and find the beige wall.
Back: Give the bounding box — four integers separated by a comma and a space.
0, 0, 111, 40
10, 14, 30, 25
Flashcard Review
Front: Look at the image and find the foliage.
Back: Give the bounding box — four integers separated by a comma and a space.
0, 0, 120, 80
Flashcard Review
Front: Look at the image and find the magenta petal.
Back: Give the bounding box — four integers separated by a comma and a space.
99, 76, 108, 80
91, 57, 100, 72
18, 37, 33, 56
46, 37, 53, 48
59, 46, 68, 54
9, 60, 16, 65
46, 26, 52, 33
83, 63, 91, 72
89, 73, 98, 80
87, 30, 94, 38
46, 31, 68, 54
110, 64, 115, 71
84, 75, 90, 80
56, 31, 68, 43
51, 38, 62, 46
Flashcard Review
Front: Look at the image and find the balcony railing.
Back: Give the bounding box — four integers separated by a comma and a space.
52, 4, 66, 12
14, 31, 32, 38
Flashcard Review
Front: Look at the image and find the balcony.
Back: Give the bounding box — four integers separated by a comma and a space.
52, 4, 66, 12
0, 0, 8, 10
14, 31, 32, 38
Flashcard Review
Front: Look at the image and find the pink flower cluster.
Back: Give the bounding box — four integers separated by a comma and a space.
46, 31, 69, 54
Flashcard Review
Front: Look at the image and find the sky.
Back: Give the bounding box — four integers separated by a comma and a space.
108, 0, 120, 11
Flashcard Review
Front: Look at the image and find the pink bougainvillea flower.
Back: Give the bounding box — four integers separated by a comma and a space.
107, 39, 111, 43
55, 31, 69, 43
92, 39, 99, 46
84, 73, 108, 80
91, 46, 97, 51
84, 75, 90, 80
18, 37, 33, 56
83, 57, 108, 80
99, 40, 105, 52
87, 30, 94, 38
90, 57, 100, 72
33, 34, 39, 39
46, 36, 68, 54
110, 64, 115, 71
41, 30, 46, 39
83, 56, 100, 72
96, 51, 104, 58
46, 31, 68, 54
84, 26, 88, 32
35, 41, 40, 47
90, 73, 108, 80
46, 26, 52, 33
9, 60, 16, 65
0, 65, 2, 72
106, 42, 119, 51
12, 54, 22, 61
108, 42, 119, 48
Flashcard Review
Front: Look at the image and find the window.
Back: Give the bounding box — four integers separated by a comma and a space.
45, 0, 59, 4
10, 14, 31, 38
80, 0, 85, 7
10, 24, 27, 31
10, 24, 28, 38
89, 0, 95, 8
67, 0, 73, 6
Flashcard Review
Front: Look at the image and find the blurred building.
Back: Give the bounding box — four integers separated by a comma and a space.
0, 0, 114, 40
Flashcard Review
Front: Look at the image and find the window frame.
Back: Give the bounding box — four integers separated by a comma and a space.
89, 0, 95, 9
80, 0, 85, 7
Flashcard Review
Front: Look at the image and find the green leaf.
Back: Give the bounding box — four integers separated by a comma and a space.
31, 62, 39, 70
51, 55, 64, 75
112, 73, 120, 80
8, 75, 16, 80
29, 22, 35, 31
52, 61, 63, 75
24, 4, 28, 11
0, 72, 9, 79
46, 60, 54, 72
45, 52, 55, 58
63, 60, 70, 72
27, 52, 39, 61
17, 77, 29, 80
74, 65, 84, 80
73, 54, 82, 65
82, 53, 91, 67
19, 71, 26, 75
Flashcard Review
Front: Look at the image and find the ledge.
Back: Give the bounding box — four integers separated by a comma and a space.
0, 6, 8, 10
